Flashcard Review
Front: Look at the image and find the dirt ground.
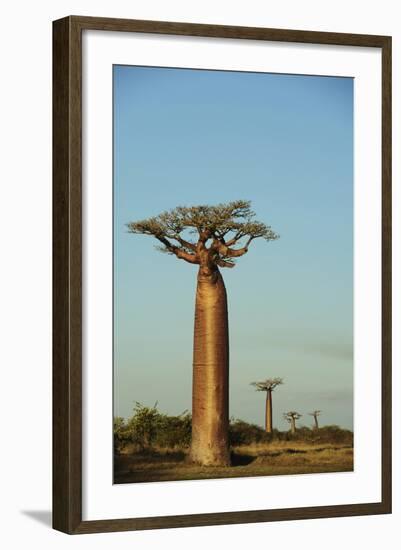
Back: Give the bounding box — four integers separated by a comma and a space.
114, 441, 353, 484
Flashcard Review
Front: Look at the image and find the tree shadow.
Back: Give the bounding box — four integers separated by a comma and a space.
231, 453, 257, 466
21, 510, 52, 528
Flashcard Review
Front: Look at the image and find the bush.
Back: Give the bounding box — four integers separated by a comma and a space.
314, 425, 354, 445
229, 419, 270, 445
114, 403, 192, 452
113, 416, 133, 454
274, 425, 353, 444
127, 402, 162, 450
154, 412, 192, 448
114, 404, 354, 453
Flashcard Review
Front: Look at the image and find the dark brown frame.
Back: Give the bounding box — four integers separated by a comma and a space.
53, 15, 392, 534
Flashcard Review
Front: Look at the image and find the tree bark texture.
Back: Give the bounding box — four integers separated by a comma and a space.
190, 268, 230, 466
265, 389, 273, 433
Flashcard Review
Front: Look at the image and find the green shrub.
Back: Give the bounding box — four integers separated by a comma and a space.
114, 404, 353, 453
277, 424, 353, 444
154, 411, 192, 448
229, 419, 270, 445
314, 425, 354, 444
113, 416, 133, 454
114, 403, 192, 452
127, 402, 162, 450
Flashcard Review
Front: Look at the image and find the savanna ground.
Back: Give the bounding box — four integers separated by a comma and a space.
114, 404, 353, 484
114, 441, 353, 484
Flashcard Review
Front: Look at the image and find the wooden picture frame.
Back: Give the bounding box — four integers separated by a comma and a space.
53, 15, 392, 534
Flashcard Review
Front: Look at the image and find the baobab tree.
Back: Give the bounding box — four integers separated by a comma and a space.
283, 411, 302, 434
250, 378, 283, 433
309, 410, 322, 430
127, 200, 278, 466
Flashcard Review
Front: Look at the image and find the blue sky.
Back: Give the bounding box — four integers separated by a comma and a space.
113, 65, 354, 431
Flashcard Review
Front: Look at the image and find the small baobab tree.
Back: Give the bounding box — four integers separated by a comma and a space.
128, 200, 279, 466
283, 411, 302, 434
250, 378, 283, 433
309, 410, 322, 430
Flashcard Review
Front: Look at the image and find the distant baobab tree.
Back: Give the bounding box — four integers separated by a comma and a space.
251, 378, 283, 433
128, 200, 279, 466
283, 411, 302, 434
309, 410, 322, 430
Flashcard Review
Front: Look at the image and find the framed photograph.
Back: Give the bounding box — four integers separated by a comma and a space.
53, 16, 392, 534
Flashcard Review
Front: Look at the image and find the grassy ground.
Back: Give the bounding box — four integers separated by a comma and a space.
114, 441, 353, 484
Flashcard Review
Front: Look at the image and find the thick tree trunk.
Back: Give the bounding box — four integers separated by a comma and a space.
265, 389, 273, 433
313, 416, 319, 430
291, 418, 296, 434
190, 268, 230, 466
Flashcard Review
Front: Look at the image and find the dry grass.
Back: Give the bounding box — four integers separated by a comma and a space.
114, 441, 353, 484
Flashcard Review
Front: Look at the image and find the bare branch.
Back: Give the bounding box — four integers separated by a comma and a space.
155, 236, 199, 264
173, 236, 197, 251
225, 231, 244, 246
174, 250, 200, 264
216, 258, 236, 269
224, 245, 249, 258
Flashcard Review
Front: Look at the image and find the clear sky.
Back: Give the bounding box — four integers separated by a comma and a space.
113, 65, 354, 431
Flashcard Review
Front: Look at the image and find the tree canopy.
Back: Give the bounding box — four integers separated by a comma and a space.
283, 411, 302, 422
127, 200, 279, 269
251, 378, 284, 392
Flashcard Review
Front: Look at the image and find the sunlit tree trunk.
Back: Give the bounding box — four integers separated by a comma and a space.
190, 267, 230, 466
290, 418, 296, 434
128, 201, 279, 467
265, 389, 273, 433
